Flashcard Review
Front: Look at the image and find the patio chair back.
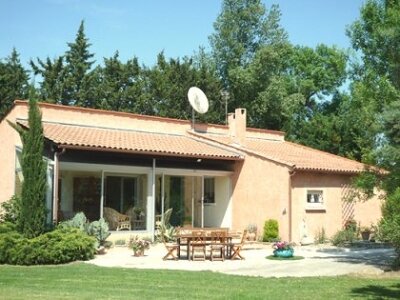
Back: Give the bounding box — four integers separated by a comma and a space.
190, 230, 206, 261
210, 230, 227, 261
230, 229, 248, 260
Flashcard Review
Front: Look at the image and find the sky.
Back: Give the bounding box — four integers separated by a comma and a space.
0, 0, 365, 68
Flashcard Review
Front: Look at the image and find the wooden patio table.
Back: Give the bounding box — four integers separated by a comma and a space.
175, 228, 232, 260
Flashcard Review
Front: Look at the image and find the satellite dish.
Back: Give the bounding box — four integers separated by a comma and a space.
188, 87, 209, 114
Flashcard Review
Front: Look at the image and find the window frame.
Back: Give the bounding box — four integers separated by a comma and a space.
305, 189, 325, 211
203, 177, 215, 205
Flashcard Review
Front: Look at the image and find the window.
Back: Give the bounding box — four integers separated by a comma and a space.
306, 190, 324, 210
204, 177, 215, 204
105, 176, 138, 213
14, 150, 23, 196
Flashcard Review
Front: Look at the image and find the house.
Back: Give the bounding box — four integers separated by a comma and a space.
0, 101, 382, 242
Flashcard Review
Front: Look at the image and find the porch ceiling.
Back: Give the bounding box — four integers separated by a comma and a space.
19, 121, 242, 161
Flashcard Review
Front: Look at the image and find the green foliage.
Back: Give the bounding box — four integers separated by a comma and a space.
59, 212, 111, 248
114, 239, 126, 246
314, 227, 328, 244
87, 218, 111, 246
31, 20, 95, 107
0, 195, 21, 224
59, 212, 89, 232
348, 0, 400, 89
129, 235, 151, 252
331, 221, 358, 247
262, 219, 279, 242
331, 228, 358, 247
380, 188, 400, 263
156, 222, 177, 242
0, 227, 96, 265
210, 0, 287, 88
30, 56, 65, 103
0, 222, 17, 234
8, 98, 47, 238
0, 48, 29, 118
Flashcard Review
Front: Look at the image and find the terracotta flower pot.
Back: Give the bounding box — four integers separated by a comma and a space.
133, 249, 145, 257
247, 232, 257, 241
361, 231, 370, 241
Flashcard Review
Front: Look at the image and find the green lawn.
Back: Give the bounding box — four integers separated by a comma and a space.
0, 263, 399, 299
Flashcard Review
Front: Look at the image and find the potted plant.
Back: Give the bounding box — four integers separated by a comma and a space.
246, 223, 257, 241
360, 226, 371, 241
129, 235, 151, 256
133, 207, 144, 220
272, 241, 294, 258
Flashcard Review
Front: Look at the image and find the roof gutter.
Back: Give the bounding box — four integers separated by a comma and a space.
288, 168, 296, 242
57, 144, 243, 161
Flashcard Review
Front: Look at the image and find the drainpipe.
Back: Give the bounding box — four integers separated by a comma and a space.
100, 170, 105, 218
151, 158, 156, 241
52, 146, 65, 224
288, 168, 296, 242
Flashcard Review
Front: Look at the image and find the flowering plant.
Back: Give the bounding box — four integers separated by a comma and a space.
272, 241, 293, 251
129, 235, 151, 252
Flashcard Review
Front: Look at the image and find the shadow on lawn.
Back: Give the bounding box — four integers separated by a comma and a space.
351, 283, 400, 299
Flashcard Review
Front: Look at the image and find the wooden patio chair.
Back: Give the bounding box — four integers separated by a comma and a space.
210, 230, 227, 261
229, 230, 248, 260
162, 238, 179, 261
190, 230, 206, 261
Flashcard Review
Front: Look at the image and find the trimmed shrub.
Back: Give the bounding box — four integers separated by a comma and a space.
331, 229, 357, 246
0, 222, 17, 234
263, 219, 279, 242
0, 227, 96, 265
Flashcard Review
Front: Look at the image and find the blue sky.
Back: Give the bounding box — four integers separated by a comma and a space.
1, 0, 364, 68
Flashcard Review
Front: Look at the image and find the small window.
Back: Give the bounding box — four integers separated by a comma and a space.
204, 177, 215, 204
14, 150, 23, 196
307, 190, 323, 204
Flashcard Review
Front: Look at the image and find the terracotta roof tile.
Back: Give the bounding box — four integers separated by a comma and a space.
19, 121, 242, 160
244, 139, 366, 173
192, 133, 367, 173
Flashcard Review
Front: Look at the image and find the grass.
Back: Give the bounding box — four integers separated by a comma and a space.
0, 263, 399, 299
266, 255, 305, 260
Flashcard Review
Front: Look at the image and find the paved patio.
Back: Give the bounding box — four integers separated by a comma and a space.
87, 243, 396, 278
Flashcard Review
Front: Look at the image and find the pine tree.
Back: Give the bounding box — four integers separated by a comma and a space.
64, 20, 95, 106
30, 56, 65, 104
8, 97, 47, 238
0, 48, 29, 117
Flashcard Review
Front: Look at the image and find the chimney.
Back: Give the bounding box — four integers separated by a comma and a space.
228, 108, 247, 145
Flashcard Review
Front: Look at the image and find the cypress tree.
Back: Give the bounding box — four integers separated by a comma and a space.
8, 97, 47, 238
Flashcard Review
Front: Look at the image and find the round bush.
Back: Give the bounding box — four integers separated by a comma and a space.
263, 219, 279, 242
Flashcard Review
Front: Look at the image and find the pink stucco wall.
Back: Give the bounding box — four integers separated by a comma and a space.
230, 154, 291, 241
0, 104, 24, 204
290, 172, 382, 243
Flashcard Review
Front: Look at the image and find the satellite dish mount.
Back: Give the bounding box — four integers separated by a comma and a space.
187, 86, 209, 130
